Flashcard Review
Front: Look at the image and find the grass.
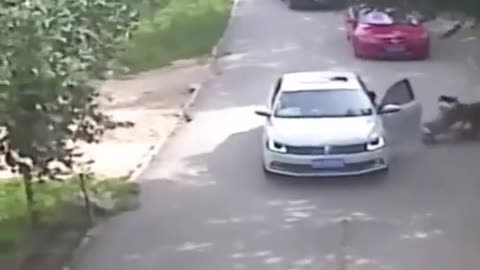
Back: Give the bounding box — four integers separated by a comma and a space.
120, 0, 232, 72
0, 176, 137, 261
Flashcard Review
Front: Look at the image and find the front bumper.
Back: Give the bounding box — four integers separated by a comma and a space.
263, 147, 389, 177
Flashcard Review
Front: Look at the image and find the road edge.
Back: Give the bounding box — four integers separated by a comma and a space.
211, 0, 238, 59
127, 0, 239, 183
66, 2, 239, 268
126, 82, 201, 183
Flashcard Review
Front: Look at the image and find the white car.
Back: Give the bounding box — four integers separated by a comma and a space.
255, 71, 422, 177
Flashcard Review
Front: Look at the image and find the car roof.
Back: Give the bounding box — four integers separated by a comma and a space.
280, 71, 363, 92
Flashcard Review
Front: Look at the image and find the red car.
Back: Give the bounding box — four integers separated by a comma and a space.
345, 6, 430, 60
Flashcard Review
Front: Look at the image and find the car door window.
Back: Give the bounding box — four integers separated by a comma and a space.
379, 78, 422, 152
380, 79, 414, 107
270, 78, 282, 108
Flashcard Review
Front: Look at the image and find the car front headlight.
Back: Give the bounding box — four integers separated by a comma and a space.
267, 139, 287, 153
366, 136, 385, 151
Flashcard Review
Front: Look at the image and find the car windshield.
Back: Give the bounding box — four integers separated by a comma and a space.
274, 89, 375, 118
358, 8, 418, 25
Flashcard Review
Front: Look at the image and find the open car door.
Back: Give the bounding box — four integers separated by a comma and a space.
379, 79, 423, 151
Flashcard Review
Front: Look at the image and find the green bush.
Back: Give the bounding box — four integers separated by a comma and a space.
120, 0, 232, 71
0, 177, 135, 259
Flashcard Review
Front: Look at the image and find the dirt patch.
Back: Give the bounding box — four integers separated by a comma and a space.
82, 58, 214, 178
0, 58, 214, 180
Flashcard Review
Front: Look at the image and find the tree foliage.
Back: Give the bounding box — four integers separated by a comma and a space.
0, 0, 138, 221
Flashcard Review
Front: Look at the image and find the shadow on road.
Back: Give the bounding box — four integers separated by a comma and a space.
173, 126, 390, 192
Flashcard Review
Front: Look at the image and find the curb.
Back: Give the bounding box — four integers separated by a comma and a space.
126, 82, 202, 183
210, 0, 238, 59
11, 2, 239, 269
66, 222, 104, 269
127, 0, 239, 183
67, 61, 208, 269
126, 118, 182, 182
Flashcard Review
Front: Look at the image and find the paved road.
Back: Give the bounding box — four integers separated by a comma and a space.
72, 1, 480, 270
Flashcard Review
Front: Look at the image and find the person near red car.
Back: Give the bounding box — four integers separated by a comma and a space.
345, 5, 430, 60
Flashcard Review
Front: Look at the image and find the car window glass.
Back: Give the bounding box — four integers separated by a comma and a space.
381, 80, 414, 105
271, 78, 282, 107
358, 8, 417, 25
359, 9, 393, 24
274, 89, 374, 118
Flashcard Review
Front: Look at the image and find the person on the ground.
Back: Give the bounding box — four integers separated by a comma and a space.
423, 95, 478, 140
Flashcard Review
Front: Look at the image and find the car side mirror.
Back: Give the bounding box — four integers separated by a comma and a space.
254, 108, 272, 117
379, 104, 401, 114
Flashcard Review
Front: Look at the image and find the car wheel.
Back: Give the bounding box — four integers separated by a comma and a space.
353, 47, 362, 58
422, 50, 430, 60
352, 39, 362, 58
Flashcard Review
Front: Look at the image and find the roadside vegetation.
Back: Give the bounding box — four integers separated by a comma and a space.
0, 177, 138, 262
0, 0, 140, 266
0, 0, 231, 267
120, 0, 232, 72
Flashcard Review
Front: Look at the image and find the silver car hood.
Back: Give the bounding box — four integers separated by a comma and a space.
267, 116, 382, 146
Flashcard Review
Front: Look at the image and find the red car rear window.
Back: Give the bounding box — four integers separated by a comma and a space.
358, 8, 418, 25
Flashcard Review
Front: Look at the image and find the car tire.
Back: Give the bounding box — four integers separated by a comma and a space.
353, 47, 362, 58
352, 39, 363, 58
421, 41, 431, 60
422, 50, 430, 60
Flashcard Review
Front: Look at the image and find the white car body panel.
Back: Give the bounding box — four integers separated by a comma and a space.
267, 116, 383, 146
257, 71, 422, 177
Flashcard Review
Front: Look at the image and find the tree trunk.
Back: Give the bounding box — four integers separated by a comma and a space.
22, 173, 38, 229
79, 173, 94, 225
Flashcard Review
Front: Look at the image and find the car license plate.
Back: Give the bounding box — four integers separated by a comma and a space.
311, 159, 345, 169
386, 45, 405, 52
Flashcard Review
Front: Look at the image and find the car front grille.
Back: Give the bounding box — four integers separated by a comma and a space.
286, 143, 367, 155
270, 160, 381, 174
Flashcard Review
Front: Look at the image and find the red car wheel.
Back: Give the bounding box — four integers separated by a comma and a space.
354, 48, 363, 58
423, 42, 431, 59
352, 38, 363, 58
417, 42, 430, 60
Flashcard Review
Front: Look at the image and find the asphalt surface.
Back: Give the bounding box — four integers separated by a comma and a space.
71, 1, 480, 270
